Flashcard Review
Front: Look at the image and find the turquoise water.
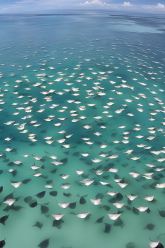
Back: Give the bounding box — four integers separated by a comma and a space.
0, 10, 165, 248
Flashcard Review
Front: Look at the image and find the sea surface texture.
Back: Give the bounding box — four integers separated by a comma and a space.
0, 10, 165, 248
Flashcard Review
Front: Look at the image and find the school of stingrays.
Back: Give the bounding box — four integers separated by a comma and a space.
0, 37, 165, 248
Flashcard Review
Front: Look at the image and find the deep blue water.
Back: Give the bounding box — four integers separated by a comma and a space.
0, 10, 165, 248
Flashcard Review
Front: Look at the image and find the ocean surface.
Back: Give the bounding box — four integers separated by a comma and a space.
0, 10, 165, 248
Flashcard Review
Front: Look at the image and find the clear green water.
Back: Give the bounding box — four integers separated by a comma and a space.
0, 10, 165, 248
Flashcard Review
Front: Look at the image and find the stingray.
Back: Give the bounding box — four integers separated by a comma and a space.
151, 199, 157, 203
146, 208, 151, 213
81, 173, 89, 179
0, 186, 3, 193
96, 193, 104, 199
80, 157, 86, 161
14, 195, 22, 202
72, 152, 80, 157
95, 216, 104, 224
29, 200, 38, 208
40, 175, 47, 179
0, 215, 9, 225
95, 165, 103, 170
24, 196, 33, 203
156, 243, 164, 248
76, 142, 82, 145
116, 193, 123, 201
100, 205, 110, 211
52, 219, 64, 229
60, 158, 68, 163
142, 183, 149, 189
30, 143, 35, 147
0, 239, 5, 248
119, 178, 126, 184
93, 181, 99, 186
126, 242, 136, 248
49, 191, 58, 197
46, 180, 53, 184
63, 151, 69, 155
144, 223, 155, 230
12, 148, 18, 153
133, 207, 139, 215
108, 198, 116, 204
33, 221, 43, 229
158, 210, 165, 217
104, 223, 111, 233
116, 147, 123, 152
122, 163, 128, 167
157, 174, 164, 178
7, 162, 14, 166
113, 217, 124, 227
63, 193, 72, 197
149, 182, 157, 189
95, 141, 102, 145
84, 213, 91, 221
36, 191, 46, 199
4, 192, 15, 201
75, 181, 82, 186
77, 194, 88, 204
148, 239, 161, 248
127, 199, 132, 205
44, 151, 50, 154
13, 205, 24, 211
125, 206, 132, 210
69, 211, 76, 215
40, 129, 47, 133
38, 238, 50, 248
153, 176, 160, 181
114, 174, 119, 179
40, 205, 49, 214
50, 169, 57, 174
85, 161, 92, 165
22, 179, 31, 184
52, 214, 65, 221
68, 202, 76, 209
3, 159, 9, 163
136, 177, 144, 182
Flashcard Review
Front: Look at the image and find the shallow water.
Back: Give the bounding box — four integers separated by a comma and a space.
0, 10, 165, 248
